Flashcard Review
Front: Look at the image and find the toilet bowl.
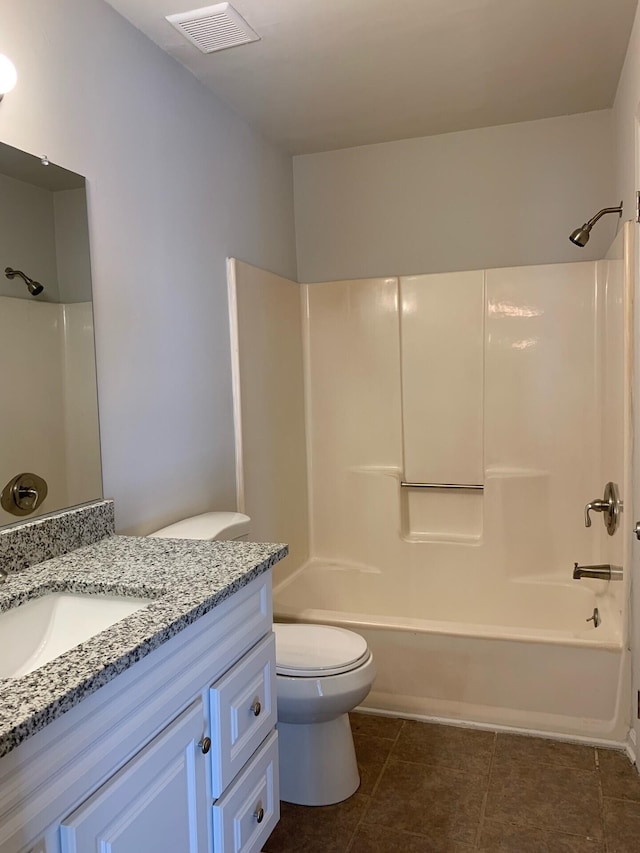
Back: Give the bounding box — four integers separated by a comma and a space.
274, 622, 376, 806
148, 512, 376, 806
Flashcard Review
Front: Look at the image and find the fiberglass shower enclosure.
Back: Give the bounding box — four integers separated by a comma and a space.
229, 222, 633, 740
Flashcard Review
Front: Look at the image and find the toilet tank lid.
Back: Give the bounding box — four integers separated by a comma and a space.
149, 512, 251, 541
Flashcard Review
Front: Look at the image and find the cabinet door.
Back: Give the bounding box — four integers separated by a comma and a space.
59, 700, 209, 853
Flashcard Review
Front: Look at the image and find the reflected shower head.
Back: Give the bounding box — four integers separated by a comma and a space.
4, 267, 44, 296
569, 202, 623, 248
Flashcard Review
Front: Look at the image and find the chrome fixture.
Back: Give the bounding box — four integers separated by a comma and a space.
585, 481, 621, 535
573, 562, 623, 581
400, 482, 484, 491
634, 521, 640, 540
1, 472, 48, 516
5, 267, 44, 296
586, 607, 601, 628
0, 54, 17, 102
569, 202, 623, 247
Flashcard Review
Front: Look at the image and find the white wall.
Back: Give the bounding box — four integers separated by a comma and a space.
0, 173, 60, 301
294, 111, 615, 282
0, 0, 297, 534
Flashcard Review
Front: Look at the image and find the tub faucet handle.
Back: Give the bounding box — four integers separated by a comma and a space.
585, 499, 607, 527
584, 482, 622, 535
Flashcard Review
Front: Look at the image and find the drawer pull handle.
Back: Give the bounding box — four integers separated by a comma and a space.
254, 801, 265, 823
199, 736, 211, 754
251, 698, 262, 717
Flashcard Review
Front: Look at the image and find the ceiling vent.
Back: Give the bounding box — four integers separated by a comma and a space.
166, 3, 260, 54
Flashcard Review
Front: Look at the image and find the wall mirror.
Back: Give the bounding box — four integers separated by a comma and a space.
0, 141, 102, 526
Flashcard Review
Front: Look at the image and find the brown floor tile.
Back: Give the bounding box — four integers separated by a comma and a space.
485, 761, 602, 839
362, 757, 485, 846
393, 720, 495, 776
603, 797, 640, 853
350, 711, 404, 740
263, 793, 368, 853
478, 819, 603, 851
598, 748, 640, 801
354, 733, 393, 795
494, 733, 596, 771
349, 823, 474, 852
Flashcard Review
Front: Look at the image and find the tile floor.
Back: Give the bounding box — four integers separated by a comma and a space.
263, 713, 640, 852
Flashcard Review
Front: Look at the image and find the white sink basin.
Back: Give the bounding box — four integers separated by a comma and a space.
0, 592, 150, 679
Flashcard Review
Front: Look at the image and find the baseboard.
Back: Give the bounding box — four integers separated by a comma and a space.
356, 703, 631, 754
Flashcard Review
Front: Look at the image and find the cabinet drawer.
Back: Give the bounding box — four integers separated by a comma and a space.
209, 632, 276, 797
212, 730, 279, 853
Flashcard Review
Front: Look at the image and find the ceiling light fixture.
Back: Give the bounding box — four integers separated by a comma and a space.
0, 54, 17, 101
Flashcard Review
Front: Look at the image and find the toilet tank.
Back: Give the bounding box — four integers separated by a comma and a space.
149, 511, 251, 541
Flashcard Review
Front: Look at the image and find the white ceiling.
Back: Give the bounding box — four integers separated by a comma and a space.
105, 0, 638, 154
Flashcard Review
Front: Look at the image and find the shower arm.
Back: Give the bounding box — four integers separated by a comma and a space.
585, 203, 623, 229
4, 266, 44, 296
5, 267, 32, 286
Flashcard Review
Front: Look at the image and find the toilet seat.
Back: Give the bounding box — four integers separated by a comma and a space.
273, 623, 370, 677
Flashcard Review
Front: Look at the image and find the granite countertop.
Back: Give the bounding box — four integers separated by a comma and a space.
0, 534, 287, 759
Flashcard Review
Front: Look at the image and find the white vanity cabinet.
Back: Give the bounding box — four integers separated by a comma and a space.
0, 571, 279, 853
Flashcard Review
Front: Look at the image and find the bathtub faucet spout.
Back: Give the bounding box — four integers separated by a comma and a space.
572, 563, 623, 581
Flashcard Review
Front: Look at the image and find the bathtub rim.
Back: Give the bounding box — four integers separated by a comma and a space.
273, 560, 623, 651
273, 607, 623, 650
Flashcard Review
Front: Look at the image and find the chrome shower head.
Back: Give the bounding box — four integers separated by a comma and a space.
569, 202, 623, 248
5, 266, 44, 296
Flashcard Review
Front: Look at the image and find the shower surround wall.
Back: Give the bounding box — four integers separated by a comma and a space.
304, 262, 610, 573
231, 226, 632, 741
0, 298, 101, 526
228, 259, 309, 579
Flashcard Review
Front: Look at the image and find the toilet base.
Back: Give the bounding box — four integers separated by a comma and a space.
278, 713, 360, 806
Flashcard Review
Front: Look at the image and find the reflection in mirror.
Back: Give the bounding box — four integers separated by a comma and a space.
0, 142, 102, 526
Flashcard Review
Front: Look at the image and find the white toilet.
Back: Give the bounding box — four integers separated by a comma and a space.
148, 512, 376, 807
273, 622, 376, 806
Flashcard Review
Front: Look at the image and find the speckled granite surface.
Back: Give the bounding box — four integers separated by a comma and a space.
0, 500, 115, 573
0, 534, 287, 758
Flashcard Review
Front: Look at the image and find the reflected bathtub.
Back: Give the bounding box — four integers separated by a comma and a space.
273, 560, 628, 742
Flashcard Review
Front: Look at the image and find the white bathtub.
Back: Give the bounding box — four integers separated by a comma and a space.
273, 560, 628, 742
